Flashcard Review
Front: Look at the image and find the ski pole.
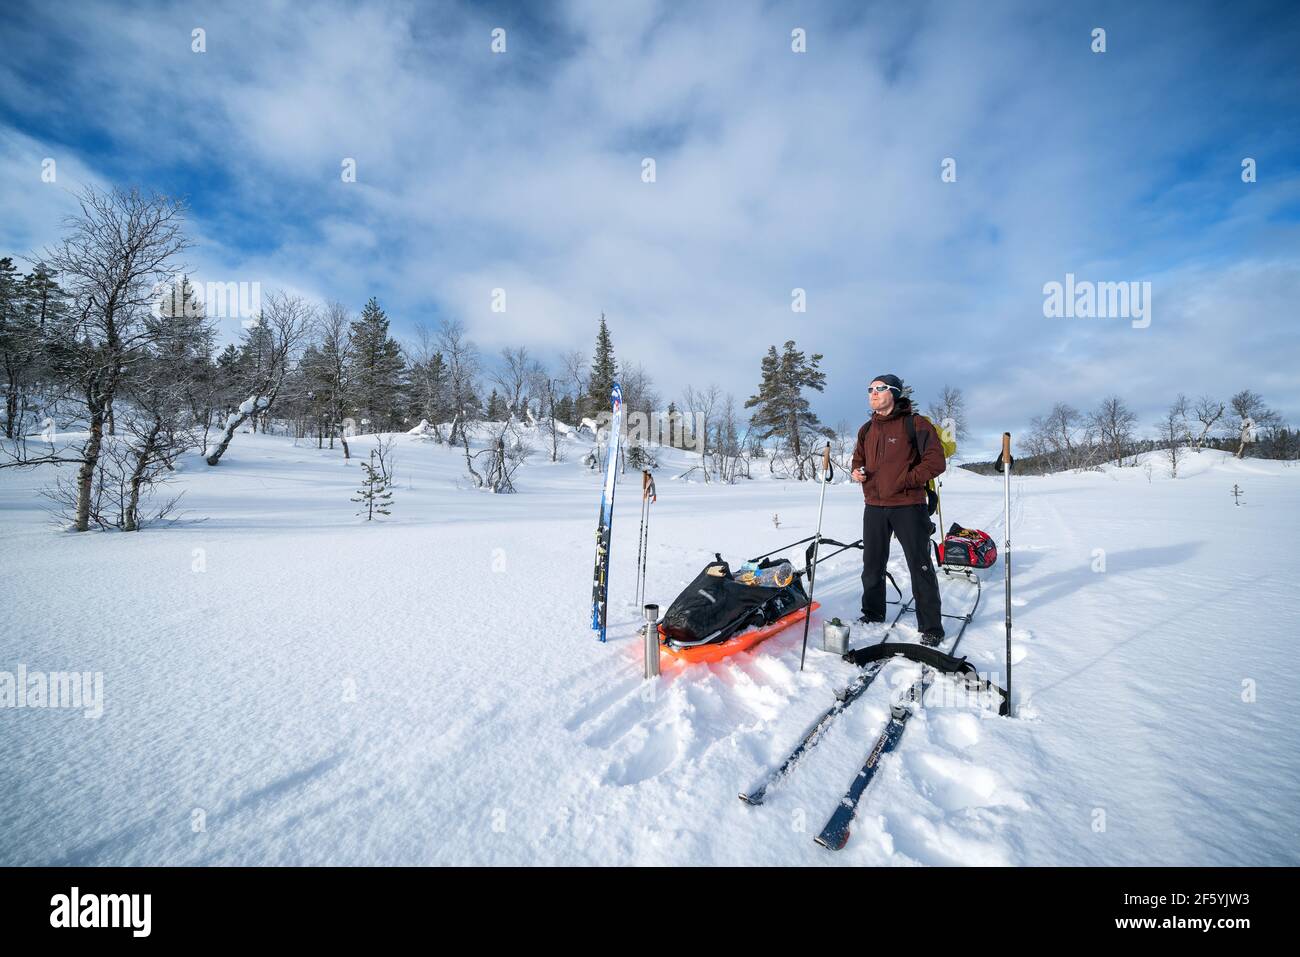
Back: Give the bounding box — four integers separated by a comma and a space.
1001, 432, 1013, 716
635, 478, 648, 607
645, 472, 656, 580
635, 470, 656, 606
799, 443, 833, 671
936, 480, 944, 537
637, 501, 647, 605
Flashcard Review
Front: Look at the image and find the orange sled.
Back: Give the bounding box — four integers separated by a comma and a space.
658, 602, 820, 664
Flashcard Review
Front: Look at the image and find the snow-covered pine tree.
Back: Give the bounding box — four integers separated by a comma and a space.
627, 442, 657, 469
352, 449, 392, 520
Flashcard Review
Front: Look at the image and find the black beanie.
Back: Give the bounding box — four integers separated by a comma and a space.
871, 374, 903, 394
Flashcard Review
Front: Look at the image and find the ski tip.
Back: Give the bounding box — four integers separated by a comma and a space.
738, 791, 764, 806
814, 830, 849, 851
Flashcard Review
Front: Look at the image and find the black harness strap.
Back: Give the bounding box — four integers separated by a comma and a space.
841, 642, 1010, 716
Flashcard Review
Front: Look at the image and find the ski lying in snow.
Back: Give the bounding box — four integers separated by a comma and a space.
814, 669, 930, 850
738, 598, 914, 805
740, 575, 994, 807
739, 653, 895, 805
814, 631, 1009, 851
590, 382, 623, 642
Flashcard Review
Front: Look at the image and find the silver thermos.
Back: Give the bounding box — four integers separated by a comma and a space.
643, 604, 661, 678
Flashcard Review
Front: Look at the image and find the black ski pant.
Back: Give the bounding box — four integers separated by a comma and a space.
861, 503, 943, 633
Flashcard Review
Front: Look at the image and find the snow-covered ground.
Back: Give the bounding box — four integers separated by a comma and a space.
2, 428, 1297, 865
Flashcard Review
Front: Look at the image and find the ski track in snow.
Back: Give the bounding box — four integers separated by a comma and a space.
1, 430, 1297, 865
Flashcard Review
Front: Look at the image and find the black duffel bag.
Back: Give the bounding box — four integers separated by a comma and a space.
659, 555, 809, 648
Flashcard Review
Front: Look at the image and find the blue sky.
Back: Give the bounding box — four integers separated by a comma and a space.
1, 0, 1298, 450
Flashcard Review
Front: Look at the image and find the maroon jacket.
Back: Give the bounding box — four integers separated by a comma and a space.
850, 399, 946, 506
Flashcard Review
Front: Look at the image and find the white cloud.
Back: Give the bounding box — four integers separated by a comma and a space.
1, 0, 1296, 437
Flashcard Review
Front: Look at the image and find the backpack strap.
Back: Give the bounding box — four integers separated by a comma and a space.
908, 414, 929, 458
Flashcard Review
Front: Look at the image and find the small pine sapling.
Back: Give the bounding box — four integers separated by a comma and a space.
353, 449, 393, 520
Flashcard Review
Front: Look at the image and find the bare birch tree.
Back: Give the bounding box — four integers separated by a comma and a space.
437, 319, 480, 446
1191, 395, 1225, 452
926, 385, 969, 444
20, 187, 191, 530
1087, 395, 1138, 466
204, 291, 312, 465
317, 301, 353, 457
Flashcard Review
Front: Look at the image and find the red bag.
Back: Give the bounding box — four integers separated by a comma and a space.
937, 524, 997, 568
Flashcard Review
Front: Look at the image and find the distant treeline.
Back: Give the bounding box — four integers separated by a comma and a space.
962, 394, 1295, 475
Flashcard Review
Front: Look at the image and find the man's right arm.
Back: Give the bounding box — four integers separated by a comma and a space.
850, 423, 867, 480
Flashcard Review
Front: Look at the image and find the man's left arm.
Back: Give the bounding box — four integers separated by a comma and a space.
907, 418, 947, 486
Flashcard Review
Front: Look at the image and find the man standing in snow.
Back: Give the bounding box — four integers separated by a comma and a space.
850, 374, 947, 640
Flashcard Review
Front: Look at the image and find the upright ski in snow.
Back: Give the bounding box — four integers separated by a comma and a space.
590, 382, 623, 642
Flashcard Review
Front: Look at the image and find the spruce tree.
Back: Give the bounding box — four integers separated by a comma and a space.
19, 263, 66, 328
554, 393, 576, 426
409, 351, 449, 422
586, 313, 617, 418
150, 275, 215, 431
665, 400, 682, 448
298, 343, 333, 439
237, 320, 276, 387
744, 340, 830, 478
0, 257, 33, 438
232, 319, 276, 432
216, 343, 240, 373
152, 276, 211, 364
348, 297, 407, 430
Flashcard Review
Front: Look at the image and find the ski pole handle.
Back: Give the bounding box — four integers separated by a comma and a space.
821, 443, 831, 481
1001, 432, 1011, 465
